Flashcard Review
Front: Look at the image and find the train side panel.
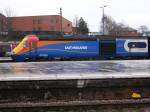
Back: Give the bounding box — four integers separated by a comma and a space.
116, 38, 148, 57
32, 40, 99, 59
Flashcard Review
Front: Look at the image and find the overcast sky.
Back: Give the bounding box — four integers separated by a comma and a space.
0, 0, 149, 32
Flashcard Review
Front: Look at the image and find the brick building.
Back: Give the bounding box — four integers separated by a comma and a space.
0, 13, 7, 32
8, 15, 72, 34
109, 28, 141, 36
109, 31, 140, 36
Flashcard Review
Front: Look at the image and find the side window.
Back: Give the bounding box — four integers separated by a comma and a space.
128, 42, 147, 48
68, 24, 70, 27
23, 41, 28, 48
31, 41, 37, 49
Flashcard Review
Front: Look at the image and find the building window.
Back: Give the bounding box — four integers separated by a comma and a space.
38, 19, 41, 24
38, 27, 41, 31
56, 18, 58, 23
50, 26, 54, 31
33, 20, 36, 24
51, 19, 54, 24
33, 27, 36, 31
68, 24, 70, 27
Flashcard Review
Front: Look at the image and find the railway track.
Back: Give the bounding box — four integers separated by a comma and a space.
1, 95, 150, 111
1, 99, 150, 108
0, 78, 150, 112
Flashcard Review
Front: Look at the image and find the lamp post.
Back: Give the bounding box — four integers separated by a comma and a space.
100, 5, 107, 35
60, 7, 63, 36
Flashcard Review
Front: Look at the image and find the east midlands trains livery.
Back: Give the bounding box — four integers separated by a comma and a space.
10, 35, 150, 61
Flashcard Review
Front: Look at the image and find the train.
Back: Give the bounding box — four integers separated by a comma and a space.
0, 42, 18, 57
10, 35, 150, 61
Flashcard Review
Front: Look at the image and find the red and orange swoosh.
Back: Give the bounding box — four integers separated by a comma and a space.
17, 41, 76, 54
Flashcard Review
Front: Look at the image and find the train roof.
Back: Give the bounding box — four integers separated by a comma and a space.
38, 35, 97, 41
37, 34, 149, 41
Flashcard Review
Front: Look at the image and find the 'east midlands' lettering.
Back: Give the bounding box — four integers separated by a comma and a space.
65, 46, 88, 50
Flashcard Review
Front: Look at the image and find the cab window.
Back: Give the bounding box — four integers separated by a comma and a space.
31, 41, 37, 49
23, 41, 28, 48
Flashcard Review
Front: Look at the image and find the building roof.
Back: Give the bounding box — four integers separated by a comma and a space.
9, 15, 60, 18
110, 27, 137, 32
8, 14, 72, 24
0, 13, 5, 17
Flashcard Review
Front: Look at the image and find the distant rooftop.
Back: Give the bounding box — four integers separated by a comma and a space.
8, 15, 61, 18
0, 13, 5, 17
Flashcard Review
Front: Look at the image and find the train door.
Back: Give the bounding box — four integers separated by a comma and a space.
100, 39, 116, 58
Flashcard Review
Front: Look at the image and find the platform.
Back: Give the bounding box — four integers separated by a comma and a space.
0, 57, 12, 61
1, 60, 150, 112
0, 60, 150, 81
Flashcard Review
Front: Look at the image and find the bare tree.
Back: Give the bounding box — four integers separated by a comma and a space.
138, 25, 149, 34
100, 14, 136, 35
3, 8, 15, 34
73, 16, 79, 35
3, 8, 14, 17
100, 15, 116, 34
0, 12, 4, 32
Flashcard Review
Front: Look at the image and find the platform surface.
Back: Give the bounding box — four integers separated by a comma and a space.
0, 60, 150, 81
0, 57, 12, 61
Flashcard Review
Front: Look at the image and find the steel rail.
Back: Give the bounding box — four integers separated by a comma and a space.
0, 98, 150, 108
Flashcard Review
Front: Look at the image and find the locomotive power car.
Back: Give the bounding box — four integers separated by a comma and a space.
10, 35, 150, 61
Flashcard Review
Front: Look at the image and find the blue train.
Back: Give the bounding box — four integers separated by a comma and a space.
11, 35, 150, 61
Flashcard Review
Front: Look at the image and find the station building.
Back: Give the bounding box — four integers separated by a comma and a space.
8, 15, 72, 34
0, 14, 73, 35
0, 13, 7, 32
109, 29, 141, 36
